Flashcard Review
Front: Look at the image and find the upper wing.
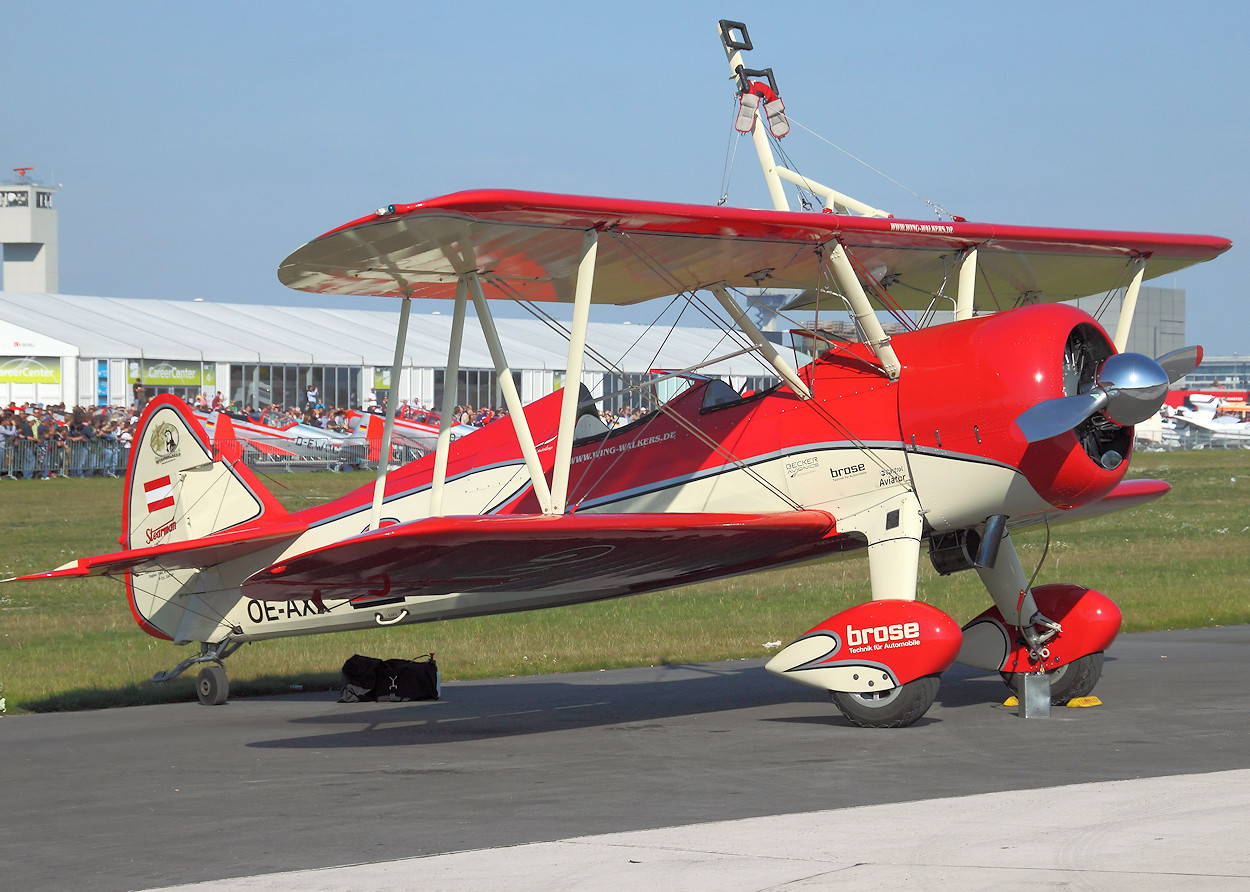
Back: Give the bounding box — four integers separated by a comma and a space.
277, 190, 1230, 311
241, 510, 852, 603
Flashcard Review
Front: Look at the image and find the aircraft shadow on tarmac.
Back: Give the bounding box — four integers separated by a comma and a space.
247, 661, 1018, 749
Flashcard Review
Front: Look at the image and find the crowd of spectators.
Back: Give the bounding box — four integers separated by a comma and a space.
440, 403, 649, 429
0, 390, 652, 480
1, 402, 133, 480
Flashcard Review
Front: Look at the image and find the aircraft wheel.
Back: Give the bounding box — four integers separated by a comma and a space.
829, 674, 940, 728
196, 664, 229, 706
1001, 651, 1103, 705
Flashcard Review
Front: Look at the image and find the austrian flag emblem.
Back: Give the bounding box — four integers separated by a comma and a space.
144, 476, 175, 512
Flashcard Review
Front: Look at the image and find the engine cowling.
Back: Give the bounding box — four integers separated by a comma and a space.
766, 600, 962, 693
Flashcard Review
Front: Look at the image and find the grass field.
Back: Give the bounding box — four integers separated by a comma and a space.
1, 451, 1247, 713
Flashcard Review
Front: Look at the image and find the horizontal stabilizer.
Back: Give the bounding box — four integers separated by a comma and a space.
243, 510, 845, 602
14, 518, 309, 581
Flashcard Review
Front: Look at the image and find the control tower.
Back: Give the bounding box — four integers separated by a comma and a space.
0, 167, 58, 292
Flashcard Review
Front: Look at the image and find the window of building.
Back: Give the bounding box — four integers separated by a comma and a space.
433, 369, 520, 411
230, 364, 360, 411
599, 372, 654, 413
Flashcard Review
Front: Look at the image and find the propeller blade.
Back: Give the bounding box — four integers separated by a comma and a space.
1155, 345, 1203, 384
1015, 391, 1107, 443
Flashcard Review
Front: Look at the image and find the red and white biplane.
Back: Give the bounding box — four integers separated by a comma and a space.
193, 406, 371, 467
345, 406, 477, 454
9, 21, 1231, 725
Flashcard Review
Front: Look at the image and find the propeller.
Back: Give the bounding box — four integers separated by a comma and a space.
1015, 345, 1202, 444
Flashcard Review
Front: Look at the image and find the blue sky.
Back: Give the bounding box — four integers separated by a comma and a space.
3, 1, 1246, 353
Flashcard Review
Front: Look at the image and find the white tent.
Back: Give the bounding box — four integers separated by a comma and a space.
0, 291, 784, 409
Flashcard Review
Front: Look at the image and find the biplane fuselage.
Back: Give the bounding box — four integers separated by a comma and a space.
121, 299, 1135, 650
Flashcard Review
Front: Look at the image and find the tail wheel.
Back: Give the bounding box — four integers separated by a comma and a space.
829, 674, 940, 728
196, 664, 229, 706
1001, 651, 1104, 705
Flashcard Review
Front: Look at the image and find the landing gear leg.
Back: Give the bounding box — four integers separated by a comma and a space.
865, 490, 924, 602
152, 639, 245, 705
973, 532, 1114, 706
974, 532, 1061, 658
843, 491, 941, 728
975, 531, 1040, 626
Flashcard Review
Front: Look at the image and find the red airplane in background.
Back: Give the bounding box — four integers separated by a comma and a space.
9, 21, 1230, 726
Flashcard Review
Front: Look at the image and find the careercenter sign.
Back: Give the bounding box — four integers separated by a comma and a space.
129, 360, 211, 387
0, 356, 61, 384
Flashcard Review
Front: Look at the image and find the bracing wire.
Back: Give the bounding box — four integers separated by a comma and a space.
786, 116, 954, 220
719, 100, 745, 206
1027, 516, 1052, 591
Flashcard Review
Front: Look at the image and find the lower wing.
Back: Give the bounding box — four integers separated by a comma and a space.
242, 510, 851, 603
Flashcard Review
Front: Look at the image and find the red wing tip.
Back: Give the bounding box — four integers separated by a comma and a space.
1114, 478, 1171, 497
11, 566, 89, 582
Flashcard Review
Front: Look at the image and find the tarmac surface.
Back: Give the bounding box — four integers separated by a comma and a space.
3, 626, 1249, 890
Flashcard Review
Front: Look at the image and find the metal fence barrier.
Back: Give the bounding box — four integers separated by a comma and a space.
1, 438, 129, 479
0, 436, 425, 480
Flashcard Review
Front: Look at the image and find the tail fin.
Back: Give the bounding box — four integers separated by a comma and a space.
120, 396, 296, 642
125, 396, 287, 550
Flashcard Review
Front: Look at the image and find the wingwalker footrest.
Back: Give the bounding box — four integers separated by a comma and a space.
765, 600, 962, 693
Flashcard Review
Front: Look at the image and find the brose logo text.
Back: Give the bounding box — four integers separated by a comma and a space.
846, 621, 921, 648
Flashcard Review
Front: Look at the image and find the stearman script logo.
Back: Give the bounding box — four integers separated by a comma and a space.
149, 421, 181, 464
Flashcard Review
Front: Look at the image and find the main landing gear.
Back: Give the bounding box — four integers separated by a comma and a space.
962, 534, 1120, 708
766, 492, 963, 729
1001, 651, 1104, 706
151, 639, 244, 706
768, 508, 1120, 728
830, 675, 941, 729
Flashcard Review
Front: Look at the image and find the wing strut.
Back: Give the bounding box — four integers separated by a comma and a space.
1112, 256, 1147, 353
429, 278, 469, 516
550, 229, 599, 514
467, 272, 554, 514
771, 166, 891, 219
955, 247, 978, 322
368, 294, 412, 531
708, 283, 811, 399
824, 241, 903, 380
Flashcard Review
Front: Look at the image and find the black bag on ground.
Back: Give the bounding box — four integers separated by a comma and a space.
375, 654, 440, 702
339, 654, 384, 702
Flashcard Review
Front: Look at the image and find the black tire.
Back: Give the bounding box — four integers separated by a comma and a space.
830, 674, 941, 728
1001, 651, 1104, 706
196, 664, 229, 706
